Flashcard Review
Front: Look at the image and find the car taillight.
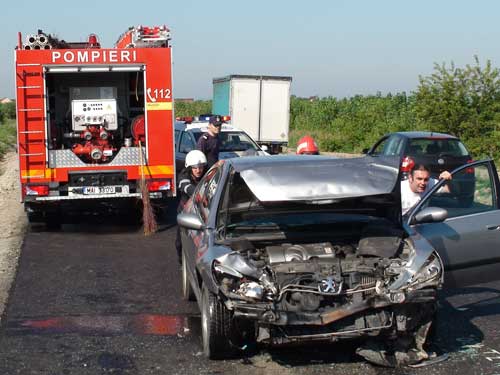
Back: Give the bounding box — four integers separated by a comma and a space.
148, 180, 171, 192
25, 185, 49, 196
466, 159, 475, 174
400, 156, 415, 173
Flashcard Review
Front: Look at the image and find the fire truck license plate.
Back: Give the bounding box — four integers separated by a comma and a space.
83, 186, 116, 195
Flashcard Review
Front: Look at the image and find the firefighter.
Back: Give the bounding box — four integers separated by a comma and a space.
296, 135, 319, 155
196, 115, 222, 168
175, 150, 207, 262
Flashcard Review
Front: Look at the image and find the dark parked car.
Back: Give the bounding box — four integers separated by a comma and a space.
364, 131, 472, 178
177, 155, 500, 365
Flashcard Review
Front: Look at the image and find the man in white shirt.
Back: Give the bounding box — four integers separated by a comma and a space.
401, 164, 452, 215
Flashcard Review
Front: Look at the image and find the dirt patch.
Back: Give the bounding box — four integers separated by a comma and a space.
0, 152, 27, 323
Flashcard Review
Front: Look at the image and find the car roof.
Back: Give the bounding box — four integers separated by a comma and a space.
389, 131, 460, 140
224, 155, 401, 203
174, 121, 243, 133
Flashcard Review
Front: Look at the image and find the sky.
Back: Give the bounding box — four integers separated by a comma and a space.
1, 0, 500, 99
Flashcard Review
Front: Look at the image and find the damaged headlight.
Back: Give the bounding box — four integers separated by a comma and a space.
213, 252, 261, 279
236, 282, 264, 300
379, 252, 443, 302
375, 280, 407, 303
408, 252, 443, 290
212, 252, 277, 301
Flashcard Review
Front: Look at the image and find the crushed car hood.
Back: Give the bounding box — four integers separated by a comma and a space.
236, 155, 401, 203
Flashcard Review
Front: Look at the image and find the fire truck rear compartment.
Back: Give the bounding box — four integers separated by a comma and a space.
46, 70, 146, 166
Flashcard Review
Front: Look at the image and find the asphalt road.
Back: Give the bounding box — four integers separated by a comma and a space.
1, 203, 500, 375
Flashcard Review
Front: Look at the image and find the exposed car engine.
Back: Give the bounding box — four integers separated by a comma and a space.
215, 223, 414, 304
212, 226, 442, 363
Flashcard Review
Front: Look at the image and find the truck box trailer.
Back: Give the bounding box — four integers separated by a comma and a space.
15, 26, 175, 225
212, 75, 292, 153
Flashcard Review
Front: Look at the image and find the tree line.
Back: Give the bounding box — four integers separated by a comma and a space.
176, 57, 500, 162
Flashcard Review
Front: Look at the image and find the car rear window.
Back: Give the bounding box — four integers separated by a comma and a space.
407, 138, 469, 157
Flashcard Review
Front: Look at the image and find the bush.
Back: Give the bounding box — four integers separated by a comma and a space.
174, 100, 212, 117
0, 119, 17, 157
415, 57, 500, 162
0, 102, 16, 123
289, 94, 417, 153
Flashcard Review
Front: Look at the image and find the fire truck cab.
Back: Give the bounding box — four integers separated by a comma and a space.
15, 26, 175, 224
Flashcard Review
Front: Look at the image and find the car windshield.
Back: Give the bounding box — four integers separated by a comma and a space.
218, 173, 397, 240
407, 138, 469, 157
192, 131, 260, 152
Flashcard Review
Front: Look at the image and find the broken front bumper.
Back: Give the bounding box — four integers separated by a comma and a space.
229, 288, 437, 344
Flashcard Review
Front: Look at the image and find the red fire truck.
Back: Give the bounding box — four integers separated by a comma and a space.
15, 26, 175, 224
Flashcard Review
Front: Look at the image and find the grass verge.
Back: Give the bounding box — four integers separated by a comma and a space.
0, 120, 16, 159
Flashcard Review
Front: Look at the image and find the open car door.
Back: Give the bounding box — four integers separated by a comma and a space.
407, 159, 500, 287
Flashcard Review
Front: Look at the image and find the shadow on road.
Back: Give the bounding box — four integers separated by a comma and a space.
28, 198, 179, 234
431, 285, 500, 356
241, 285, 500, 371
265, 340, 363, 366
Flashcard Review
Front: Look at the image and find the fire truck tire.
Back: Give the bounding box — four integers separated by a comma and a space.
45, 215, 62, 230
27, 211, 44, 224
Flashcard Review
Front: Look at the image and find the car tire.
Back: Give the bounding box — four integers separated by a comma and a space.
181, 251, 195, 301
201, 285, 233, 359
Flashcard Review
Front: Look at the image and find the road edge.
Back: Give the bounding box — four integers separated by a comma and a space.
0, 152, 27, 324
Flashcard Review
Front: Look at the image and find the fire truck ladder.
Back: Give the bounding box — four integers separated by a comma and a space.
16, 62, 48, 179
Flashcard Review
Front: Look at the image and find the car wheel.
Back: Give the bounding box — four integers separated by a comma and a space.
181, 251, 195, 301
201, 285, 233, 359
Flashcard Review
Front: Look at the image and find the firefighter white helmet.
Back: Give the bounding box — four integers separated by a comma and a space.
185, 150, 207, 168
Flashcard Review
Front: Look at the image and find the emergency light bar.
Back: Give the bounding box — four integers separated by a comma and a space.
175, 115, 231, 123
176, 116, 193, 123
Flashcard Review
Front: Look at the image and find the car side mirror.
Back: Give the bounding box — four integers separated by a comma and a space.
410, 207, 448, 225
260, 145, 269, 152
177, 212, 205, 230
362, 148, 369, 154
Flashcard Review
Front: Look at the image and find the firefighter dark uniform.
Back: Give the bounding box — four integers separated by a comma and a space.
177, 167, 201, 213
196, 132, 220, 168
175, 158, 205, 263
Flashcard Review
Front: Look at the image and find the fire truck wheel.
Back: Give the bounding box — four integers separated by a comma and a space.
45, 216, 62, 230
42, 210, 62, 229
27, 211, 43, 224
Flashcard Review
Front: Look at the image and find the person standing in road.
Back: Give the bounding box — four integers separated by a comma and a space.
401, 164, 452, 215
175, 150, 207, 263
196, 115, 222, 168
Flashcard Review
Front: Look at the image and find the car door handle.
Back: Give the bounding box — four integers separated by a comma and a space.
486, 224, 500, 231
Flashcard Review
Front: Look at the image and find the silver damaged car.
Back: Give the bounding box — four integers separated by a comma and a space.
177, 155, 500, 366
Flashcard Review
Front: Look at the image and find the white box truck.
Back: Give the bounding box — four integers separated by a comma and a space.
212, 75, 292, 153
